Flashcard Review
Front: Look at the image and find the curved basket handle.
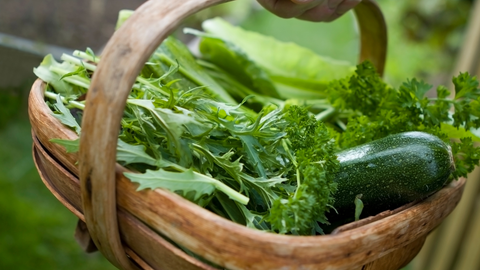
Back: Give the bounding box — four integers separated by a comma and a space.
355, 0, 387, 75
78, 1, 387, 269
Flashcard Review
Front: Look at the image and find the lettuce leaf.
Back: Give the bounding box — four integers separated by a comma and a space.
200, 18, 355, 98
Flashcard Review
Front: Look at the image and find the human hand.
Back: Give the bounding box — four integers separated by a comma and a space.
256, 0, 362, 22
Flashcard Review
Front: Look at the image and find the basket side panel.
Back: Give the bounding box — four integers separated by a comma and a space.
32, 137, 214, 270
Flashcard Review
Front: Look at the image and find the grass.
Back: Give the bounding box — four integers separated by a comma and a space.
0, 88, 115, 270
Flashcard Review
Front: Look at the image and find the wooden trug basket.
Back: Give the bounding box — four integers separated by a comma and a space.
28, 0, 466, 269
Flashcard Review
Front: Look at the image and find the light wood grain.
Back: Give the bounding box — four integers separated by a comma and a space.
355, 0, 387, 76
363, 237, 426, 270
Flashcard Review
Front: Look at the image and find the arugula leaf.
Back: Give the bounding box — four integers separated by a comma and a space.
147, 36, 237, 105
49, 138, 80, 153
117, 139, 158, 167
51, 95, 81, 135
126, 168, 216, 206
125, 168, 248, 205
46, 137, 160, 167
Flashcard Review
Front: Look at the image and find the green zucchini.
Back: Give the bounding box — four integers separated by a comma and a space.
330, 131, 455, 221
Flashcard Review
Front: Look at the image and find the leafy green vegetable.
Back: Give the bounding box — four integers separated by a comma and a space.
33, 55, 84, 97
36, 13, 480, 237
327, 61, 480, 179
199, 18, 355, 99
186, 28, 280, 99
49, 138, 80, 153
125, 168, 249, 206
116, 140, 159, 167
267, 106, 338, 235
144, 37, 239, 106
51, 95, 81, 135
38, 47, 342, 234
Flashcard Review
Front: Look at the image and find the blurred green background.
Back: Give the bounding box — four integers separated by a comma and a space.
0, 0, 473, 269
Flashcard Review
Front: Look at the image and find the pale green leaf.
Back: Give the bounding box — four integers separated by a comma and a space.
33, 54, 79, 96
201, 18, 355, 84
115, 9, 134, 30
441, 123, 480, 142
51, 95, 81, 135
124, 169, 217, 204
117, 140, 158, 166
197, 36, 280, 98
50, 138, 79, 153
125, 168, 249, 205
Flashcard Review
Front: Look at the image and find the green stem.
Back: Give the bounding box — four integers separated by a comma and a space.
428, 97, 455, 103
158, 158, 249, 205
315, 107, 336, 121
197, 172, 249, 205
135, 77, 170, 96
335, 118, 347, 131
158, 53, 202, 88
61, 54, 97, 71
49, 66, 91, 89
294, 168, 301, 198
73, 50, 99, 64
44, 91, 85, 110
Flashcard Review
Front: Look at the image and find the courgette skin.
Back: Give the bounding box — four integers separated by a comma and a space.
331, 131, 455, 220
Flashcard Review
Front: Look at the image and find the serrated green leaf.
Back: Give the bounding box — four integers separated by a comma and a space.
402, 78, 432, 100
51, 95, 81, 134
50, 138, 80, 153
436, 85, 451, 99
453, 72, 480, 100
125, 168, 249, 205
148, 36, 237, 104
117, 140, 158, 166
125, 169, 216, 202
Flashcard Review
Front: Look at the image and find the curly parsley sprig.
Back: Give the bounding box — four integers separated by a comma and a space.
267, 106, 339, 235
327, 61, 480, 179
